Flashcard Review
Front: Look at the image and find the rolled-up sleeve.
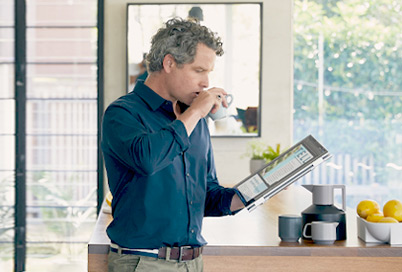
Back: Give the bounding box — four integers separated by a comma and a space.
205, 181, 237, 216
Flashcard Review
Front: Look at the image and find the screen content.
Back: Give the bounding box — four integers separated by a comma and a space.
262, 144, 313, 185
237, 144, 313, 203
237, 174, 268, 202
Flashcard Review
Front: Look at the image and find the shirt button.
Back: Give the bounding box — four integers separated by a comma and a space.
191, 229, 195, 233
190, 201, 193, 205
186, 173, 190, 177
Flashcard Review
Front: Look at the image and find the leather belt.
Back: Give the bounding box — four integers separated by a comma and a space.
110, 243, 203, 262
158, 246, 203, 262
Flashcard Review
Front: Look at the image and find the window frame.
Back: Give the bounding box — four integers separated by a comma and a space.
10, 0, 104, 270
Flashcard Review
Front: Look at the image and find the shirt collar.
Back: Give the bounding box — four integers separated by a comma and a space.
134, 81, 167, 111
133, 81, 189, 114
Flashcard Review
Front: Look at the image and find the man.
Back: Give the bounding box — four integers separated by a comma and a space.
101, 18, 244, 272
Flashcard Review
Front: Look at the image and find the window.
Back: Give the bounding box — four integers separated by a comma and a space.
0, 1, 15, 271
0, 0, 103, 271
294, 0, 402, 207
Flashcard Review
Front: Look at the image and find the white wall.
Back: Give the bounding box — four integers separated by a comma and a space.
104, 0, 293, 188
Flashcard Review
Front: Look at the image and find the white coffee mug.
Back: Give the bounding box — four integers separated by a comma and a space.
302, 221, 339, 245
207, 94, 233, 121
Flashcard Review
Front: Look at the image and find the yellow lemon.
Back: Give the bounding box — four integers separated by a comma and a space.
383, 199, 402, 222
378, 217, 399, 223
356, 199, 381, 219
366, 212, 384, 223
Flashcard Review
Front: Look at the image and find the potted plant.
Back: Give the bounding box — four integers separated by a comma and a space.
245, 141, 283, 174
262, 143, 282, 163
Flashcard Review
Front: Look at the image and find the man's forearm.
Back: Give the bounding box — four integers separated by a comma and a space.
230, 193, 245, 212
176, 107, 202, 136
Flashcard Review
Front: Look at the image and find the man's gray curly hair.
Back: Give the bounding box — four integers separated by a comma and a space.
146, 17, 224, 73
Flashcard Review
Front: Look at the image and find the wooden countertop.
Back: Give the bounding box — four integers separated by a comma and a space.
88, 185, 402, 258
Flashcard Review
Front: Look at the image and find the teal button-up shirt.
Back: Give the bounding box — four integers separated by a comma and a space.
101, 81, 236, 249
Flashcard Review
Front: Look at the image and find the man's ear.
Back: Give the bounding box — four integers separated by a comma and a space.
162, 54, 175, 73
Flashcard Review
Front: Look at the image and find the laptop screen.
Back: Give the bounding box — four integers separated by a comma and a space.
234, 135, 330, 211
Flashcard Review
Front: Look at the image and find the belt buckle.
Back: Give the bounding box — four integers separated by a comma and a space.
178, 246, 191, 263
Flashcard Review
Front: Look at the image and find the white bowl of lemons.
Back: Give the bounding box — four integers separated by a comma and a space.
356, 199, 402, 244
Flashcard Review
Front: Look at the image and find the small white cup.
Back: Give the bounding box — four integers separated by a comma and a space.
303, 221, 339, 245
208, 94, 234, 121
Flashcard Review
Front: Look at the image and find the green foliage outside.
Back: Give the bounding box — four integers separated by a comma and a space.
28, 171, 97, 239
294, 0, 402, 184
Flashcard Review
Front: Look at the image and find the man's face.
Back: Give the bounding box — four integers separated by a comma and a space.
167, 43, 216, 105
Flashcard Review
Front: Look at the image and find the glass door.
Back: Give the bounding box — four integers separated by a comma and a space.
25, 0, 99, 270
0, 0, 102, 271
0, 1, 16, 270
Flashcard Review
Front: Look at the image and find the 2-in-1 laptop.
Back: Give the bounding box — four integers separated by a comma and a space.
234, 135, 332, 212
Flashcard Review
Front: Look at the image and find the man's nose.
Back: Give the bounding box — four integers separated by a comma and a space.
201, 75, 209, 89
